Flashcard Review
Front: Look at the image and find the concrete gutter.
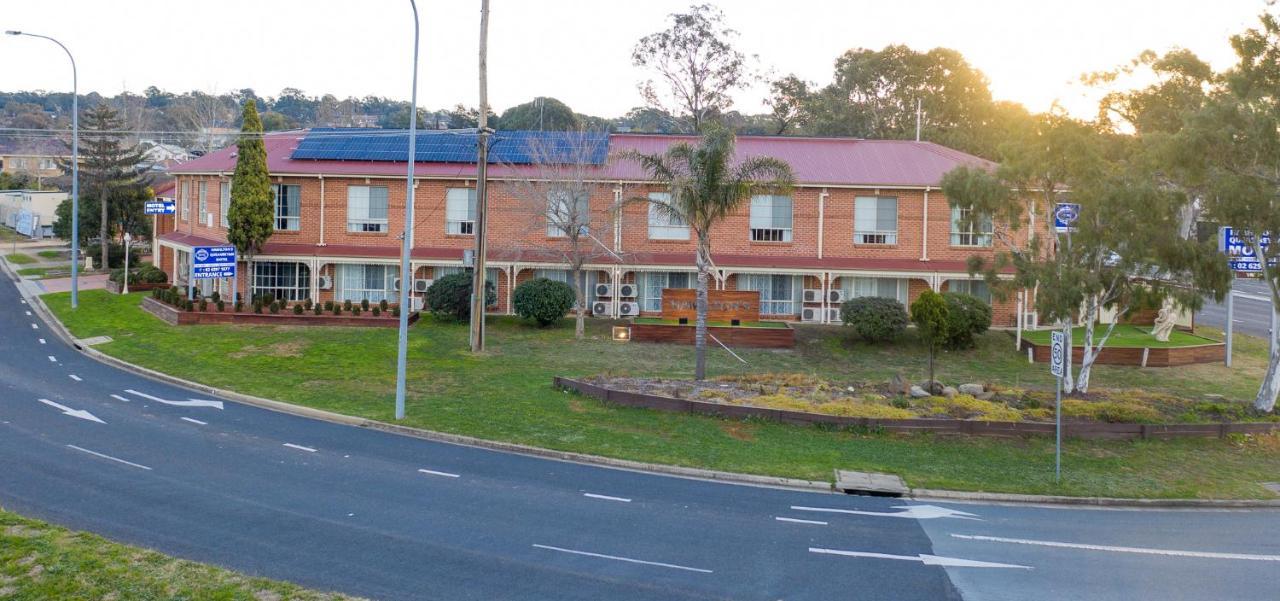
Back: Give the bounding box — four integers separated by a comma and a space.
10, 257, 1280, 508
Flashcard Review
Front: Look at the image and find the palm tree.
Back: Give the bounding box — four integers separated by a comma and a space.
626, 127, 793, 380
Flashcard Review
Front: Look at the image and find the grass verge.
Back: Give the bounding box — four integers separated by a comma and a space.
4, 253, 36, 265
16, 265, 70, 279
35, 250, 63, 260
0, 507, 359, 599
43, 290, 1280, 499
1022, 324, 1217, 348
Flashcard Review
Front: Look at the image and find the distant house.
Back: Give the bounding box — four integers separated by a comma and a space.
140, 140, 192, 164
0, 138, 68, 182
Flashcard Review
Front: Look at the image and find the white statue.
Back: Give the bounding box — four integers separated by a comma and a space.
1151, 297, 1177, 342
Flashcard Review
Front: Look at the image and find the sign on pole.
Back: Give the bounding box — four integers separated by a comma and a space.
144, 199, 177, 215
1220, 226, 1273, 273
1054, 203, 1081, 234
191, 245, 236, 279
1049, 330, 1066, 378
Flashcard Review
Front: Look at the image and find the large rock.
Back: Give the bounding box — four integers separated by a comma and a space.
958, 383, 985, 396
909, 385, 931, 398
918, 380, 944, 395
890, 372, 911, 396
941, 386, 959, 399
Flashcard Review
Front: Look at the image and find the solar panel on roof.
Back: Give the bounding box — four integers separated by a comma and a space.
290, 128, 610, 165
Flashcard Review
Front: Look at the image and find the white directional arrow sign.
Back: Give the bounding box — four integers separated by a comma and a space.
38, 399, 105, 424
790, 504, 981, 520
124, 390, 223, 410
810, 547, 1032, 569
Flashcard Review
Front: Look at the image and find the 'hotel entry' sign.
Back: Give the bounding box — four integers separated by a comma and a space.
662, 289, 760, 322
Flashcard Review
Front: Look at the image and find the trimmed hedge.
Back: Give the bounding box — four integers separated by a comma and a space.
425, 271, 496, 321
941, 292, 992, 350
512, 277, 576, 326
840, 296, 908, 342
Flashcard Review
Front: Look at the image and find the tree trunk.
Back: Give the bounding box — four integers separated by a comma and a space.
571, 266, 585, 340
1062, 317, 1075, 395
1076, 299, 1125, 394
694, 233, 711, 380
100, 193, 109, 270
1256, 301, 1280, 413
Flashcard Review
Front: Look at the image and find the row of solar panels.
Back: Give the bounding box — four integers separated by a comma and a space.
290, 128, 611, 165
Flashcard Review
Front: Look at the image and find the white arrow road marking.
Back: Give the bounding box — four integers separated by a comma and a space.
37, 399, 104, 424
124, 389, 223, 410
66, 445, 151, 470
68, 374, 82, 382
283, 443, 317, 453
776, 516, 827, 525
109, 394, 130, 402
418, 468, 461, 478
791, 504, 981, 521
583, 493, 631, 503
180, 417, 207, 425
810, 547, 1032, 569
533, 544, 713, 573
951, 534, 1280, 562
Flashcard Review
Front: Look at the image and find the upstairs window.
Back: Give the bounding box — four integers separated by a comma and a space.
180, 181, 190, 221
445, 188, 476, 235
273, 184, 301, 231
647, 192, 689, 240
546, 189, 589, 237
347, 185, 389, 233
950, 206, 993, 247
198, 181, 208, 224
854, 196, 898, 244
220, 182, 230, 228
749, 195, 792, 242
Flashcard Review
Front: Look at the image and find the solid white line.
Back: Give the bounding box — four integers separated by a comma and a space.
283, 443, 317, 453
181, 417, 207, 425
38, 338, 46, 344
68, 374, 82, 382
951, 534, 1280, 562
47, 355, 56, 362
776, 516, 828, 525
532, 544, 713, 573
110, 394, 130, 402
65, 444, 152, 471
417, 468, 461, 478
583, 492, 632, 503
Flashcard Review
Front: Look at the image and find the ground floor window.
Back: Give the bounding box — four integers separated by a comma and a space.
839, 277, 909, 305
948, 279, 992, 303
436, 266, 500, 283
639, 271, 693, 312
336, 263, 397, 303
253, 261, 311, 301
738, 274, 801, 316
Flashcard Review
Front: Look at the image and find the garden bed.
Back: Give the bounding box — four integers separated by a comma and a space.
1021, 325, 1225, 367
629, 319, 795, 348
141, 296, 415, 328
105, 279, 168, 294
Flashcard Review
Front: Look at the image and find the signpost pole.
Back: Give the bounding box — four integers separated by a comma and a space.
1056, 373, 1062, 482
1049, 329, 1066, 483
122, 233, 130, 294
1225, 277, 1234, 368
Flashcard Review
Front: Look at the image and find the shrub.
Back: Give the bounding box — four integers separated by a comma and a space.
313, 304, 323, 315
332, 304, 341, 316
361, 299, 370, 311
198, 299, 208, 312
379, 299, 389, 311
253, 301, 263, 314
512, 277, 576, 326
425, 271, 496, 321
210, 290, 221, 304
185, 300, 195, 312
303, 298, 313, 309
84, 242, 141, 269
324, 300, 334, 311
269, 301, 280, 314
372, 306, 381, 317
216, 300, 225, 312
234, 301, 242, 313
352, 306, 362, 316
840, 297, 908, 342
293, 304, 304, 315
343, 299, 352, 311
392, 306, 401, 317
941, 292, 992, 350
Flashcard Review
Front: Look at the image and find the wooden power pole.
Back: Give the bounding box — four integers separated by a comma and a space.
469, 0, 491, 353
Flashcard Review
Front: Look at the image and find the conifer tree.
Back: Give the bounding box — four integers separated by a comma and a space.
226, 100, 274, 299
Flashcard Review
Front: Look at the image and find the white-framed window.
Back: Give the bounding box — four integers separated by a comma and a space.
640, 271, 692, 312
950, 206, 993, 247
854, 196, 898, 244
949, 279, 992, 303
220, 182, 230, 228
253, 261, 311, 301
198, 181, 208, 224
749, 195, 792, 242
546, 190, 590, 237
445, 188, 476, 235
647, 192, 688, 240
436, 266, 501, 283
839, 277, 909, 305
273, 184, 301, 231
38, 158, 55, 170
180, 181, 190, 221
533, 268, 597, 306
335, 263, 397, 302
347, 185, 389, 233
739, 274, 801, 316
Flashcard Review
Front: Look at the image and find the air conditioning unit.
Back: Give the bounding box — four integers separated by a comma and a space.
826, 308, 842, 323
618, 283, 637, 298
595, 283, 612, 297
414, 279, 432, 293
392, 278, 401, 291
317, 275, 332, 290
592, 301, 610, 316
618, 301, 640, 317
802, 289, 821, 303
801, 307, 821, 322
828, 289, 846, 304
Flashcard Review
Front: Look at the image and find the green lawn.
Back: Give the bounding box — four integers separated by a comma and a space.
43, 290, 1280, 499
17, 265, 70, 279
36, 249, 63, 260
1023, 324, 1218, 348
0, 507, 359, 600
5, 252, 36, 265
633, 317, 789, 328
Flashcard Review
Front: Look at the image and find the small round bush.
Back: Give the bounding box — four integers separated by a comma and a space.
372, 306, 381, 317
210, 290, 221, 304
198, 299, 208, 312
313, 304, 323, 315
324, 300, 334, 311
392, 306, 401, 317
425, 271, 496, 321
234, 301, 243, 313
269, 301, 281, 314
840, 297, 908, 342
941, 292, 992, 350
293, 304, 304, 315
253, 301, 263, 314
343, 299, 352, 311
379, 299, 389, 311
352, 306, 362, 316
216, 300, 225, 312
361, 299, 370, 311
303, 298, 313, 309
332, 304, 342, 315
185, 299, 195, 312
513, 277, 576, 326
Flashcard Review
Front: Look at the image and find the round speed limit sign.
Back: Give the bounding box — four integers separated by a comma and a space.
1050, 331, 1066, 378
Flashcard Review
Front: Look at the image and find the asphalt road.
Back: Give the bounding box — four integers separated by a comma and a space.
1197, 278, 1275, 339
2, 274, 1279, 600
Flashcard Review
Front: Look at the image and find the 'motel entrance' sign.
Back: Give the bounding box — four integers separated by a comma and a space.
1220, 227, 1273, 273
191, 245, 237, 279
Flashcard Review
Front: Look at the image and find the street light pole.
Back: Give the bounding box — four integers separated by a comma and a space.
122, 232, 131, 294
7, 30, 78, 308
393, 0, 420, 421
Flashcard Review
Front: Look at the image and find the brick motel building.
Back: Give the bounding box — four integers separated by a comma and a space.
158, 129, 1036, 326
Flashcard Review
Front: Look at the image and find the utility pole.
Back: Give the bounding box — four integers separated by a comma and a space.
393, 0, 420, 420
469, 0, 492, 353
915, 98, 922, 142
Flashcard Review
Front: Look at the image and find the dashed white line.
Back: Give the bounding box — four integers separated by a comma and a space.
31, 323, 38, 329
181, 417, 207, 425
68, 374, 82, 382
47, 355, 56, 362
65, 445, 152, 471
25, 310, 31, 316
583, 492, 632, 503
532, 544, 713, 573
110, 394, 130, 402
417, 468, 461, 478
38, 338, 46, 344
950, 534, 1280, 562
282, 443, 317, 453
776, 516, 827, 525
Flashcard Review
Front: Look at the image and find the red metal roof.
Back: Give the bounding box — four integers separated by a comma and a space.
170, 130, 994, 188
